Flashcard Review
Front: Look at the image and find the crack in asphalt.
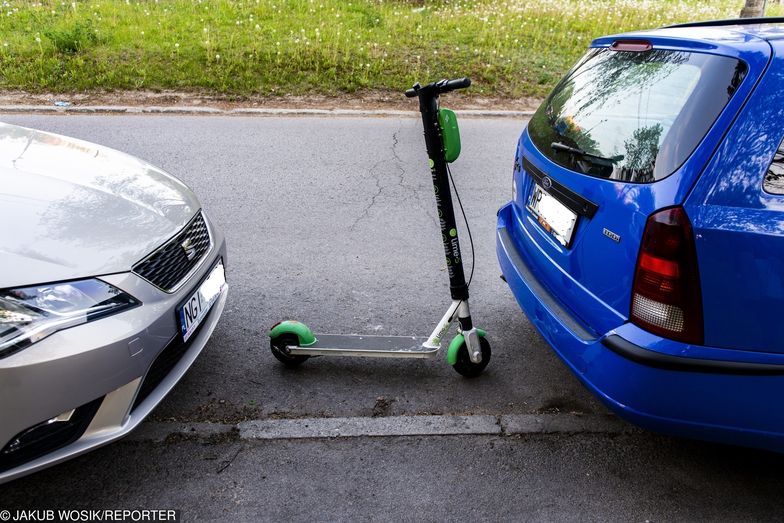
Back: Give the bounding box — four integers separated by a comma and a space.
391, 123, 440, 230
349, 155, 386, 231
350, 120, 439, 231
217, 444, 244, 474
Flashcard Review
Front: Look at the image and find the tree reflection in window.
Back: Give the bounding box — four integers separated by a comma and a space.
764, 137, 784, 195
528, 48, 747, 183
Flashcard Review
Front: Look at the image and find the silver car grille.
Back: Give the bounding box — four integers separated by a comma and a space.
132, 211, 211, 292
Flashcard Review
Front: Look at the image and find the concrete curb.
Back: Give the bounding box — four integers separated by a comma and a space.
0, 105, 534, 118
500, 414, 632, 434
125, 414, 634, 443
124, 422, 236, 443
239, 415, 501, 440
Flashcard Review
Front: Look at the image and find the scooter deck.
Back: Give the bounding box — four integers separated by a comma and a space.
288, 334, 437, 359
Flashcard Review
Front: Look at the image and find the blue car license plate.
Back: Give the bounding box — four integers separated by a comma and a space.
527, 183, 578, 248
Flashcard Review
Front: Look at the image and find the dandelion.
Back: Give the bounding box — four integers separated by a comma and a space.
215, 53, 220, 60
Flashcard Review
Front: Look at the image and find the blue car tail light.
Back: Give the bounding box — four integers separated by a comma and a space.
631, 207, 704, 345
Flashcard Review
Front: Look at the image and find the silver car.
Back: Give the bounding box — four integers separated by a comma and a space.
0, 122, 228, 483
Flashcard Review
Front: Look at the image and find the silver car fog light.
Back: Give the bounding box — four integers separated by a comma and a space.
4, 409, 75, 455
0, 279, 140, 358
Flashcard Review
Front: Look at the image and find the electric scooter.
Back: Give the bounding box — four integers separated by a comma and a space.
268, 77, 491, 377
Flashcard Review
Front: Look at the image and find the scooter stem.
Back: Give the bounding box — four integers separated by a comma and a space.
412, 82, 470, 304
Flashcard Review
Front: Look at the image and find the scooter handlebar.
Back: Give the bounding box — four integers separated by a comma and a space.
441, 77, 471, 91
405, 77, 471, 98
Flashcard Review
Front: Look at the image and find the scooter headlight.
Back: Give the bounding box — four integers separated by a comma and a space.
0, 279, 140, 358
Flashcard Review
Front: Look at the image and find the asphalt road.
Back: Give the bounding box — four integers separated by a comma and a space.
2, 114, 784, 521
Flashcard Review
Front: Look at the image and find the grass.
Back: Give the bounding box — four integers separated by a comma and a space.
0, 0, 780, 99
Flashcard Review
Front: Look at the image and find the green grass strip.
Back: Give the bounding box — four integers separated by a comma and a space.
0, 0, 777, 98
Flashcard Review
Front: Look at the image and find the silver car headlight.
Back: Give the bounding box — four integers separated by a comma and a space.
0, 279, 140, 358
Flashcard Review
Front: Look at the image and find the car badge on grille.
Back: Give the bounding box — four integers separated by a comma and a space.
181, 238, 197, 261
542, 176, 553, 190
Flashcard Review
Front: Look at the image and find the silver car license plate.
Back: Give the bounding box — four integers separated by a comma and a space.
178, 259, 226, 342
527, 183, 578, 247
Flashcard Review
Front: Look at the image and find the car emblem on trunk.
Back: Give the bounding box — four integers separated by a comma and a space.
181, 238, 197, 260
602, 228, 621, 243
542, 176, 553, 190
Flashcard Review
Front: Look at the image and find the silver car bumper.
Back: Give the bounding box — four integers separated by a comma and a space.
0, 221, 228, 484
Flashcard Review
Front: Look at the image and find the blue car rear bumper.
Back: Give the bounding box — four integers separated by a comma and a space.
497, 202, 784, 453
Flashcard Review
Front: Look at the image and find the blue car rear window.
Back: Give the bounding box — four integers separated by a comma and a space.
528, 48, 747, 183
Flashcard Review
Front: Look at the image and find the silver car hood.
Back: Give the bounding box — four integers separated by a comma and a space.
0, 122, 200, 288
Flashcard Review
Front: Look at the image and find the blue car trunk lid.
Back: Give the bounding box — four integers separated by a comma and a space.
510, 37, 769, 338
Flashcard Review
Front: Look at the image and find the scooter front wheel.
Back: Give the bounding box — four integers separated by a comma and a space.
451, 336, 491, 378
270, 334, 310, 367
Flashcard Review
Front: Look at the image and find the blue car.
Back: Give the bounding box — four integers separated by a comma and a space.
497, 18, 784, 452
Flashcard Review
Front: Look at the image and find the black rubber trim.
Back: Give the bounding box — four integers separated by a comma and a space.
498, 227, 596, 341
603, 334, 784, 375
665, 17, 784, 29
523, 157, 599, 218
0, 396, 104, 473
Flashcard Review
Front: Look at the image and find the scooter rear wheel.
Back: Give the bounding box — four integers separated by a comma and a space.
452, 337, 491, 378
270, 334, 310, 367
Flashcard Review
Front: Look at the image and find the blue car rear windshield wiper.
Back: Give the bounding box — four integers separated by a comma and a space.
551, 142, 623, 164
